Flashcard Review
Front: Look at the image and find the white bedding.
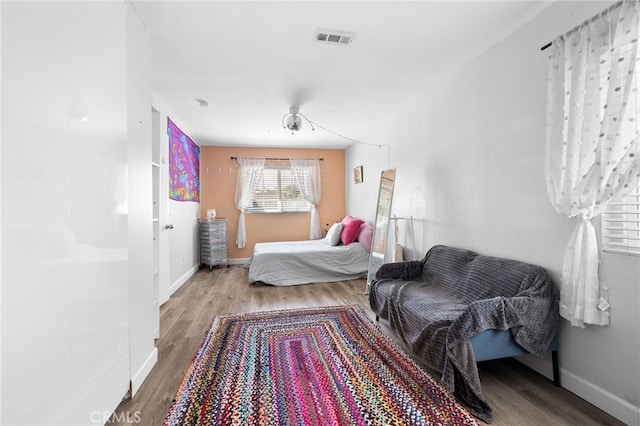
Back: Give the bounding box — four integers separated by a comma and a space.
248, 239, 370, 286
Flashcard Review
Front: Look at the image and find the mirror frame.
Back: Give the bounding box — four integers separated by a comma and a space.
366, 168, 396, 293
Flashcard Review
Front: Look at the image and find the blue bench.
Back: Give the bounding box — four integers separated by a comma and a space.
374, 317, 560, 386
470, 329, 560, 386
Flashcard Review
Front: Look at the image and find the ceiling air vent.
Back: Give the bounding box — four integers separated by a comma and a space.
314, 29, 355, 46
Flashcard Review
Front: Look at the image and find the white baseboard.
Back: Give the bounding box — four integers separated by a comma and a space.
169, 264, 199, 296
130, 347, 158, 398
560, 368, 640, 426
517, 355, 639, 425
230, 257, 250, 266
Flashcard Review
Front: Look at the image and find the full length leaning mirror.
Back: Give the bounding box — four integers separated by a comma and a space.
366, 168, 396, 293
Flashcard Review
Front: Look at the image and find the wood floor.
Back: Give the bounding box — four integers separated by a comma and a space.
111, 266, 623, 426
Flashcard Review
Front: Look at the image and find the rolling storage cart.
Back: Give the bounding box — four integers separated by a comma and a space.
199, 218, 229, 269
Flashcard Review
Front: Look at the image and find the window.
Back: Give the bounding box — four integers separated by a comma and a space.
246, 166, 311, 213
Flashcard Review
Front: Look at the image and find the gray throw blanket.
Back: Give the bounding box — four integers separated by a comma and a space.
369, 245, 559, 423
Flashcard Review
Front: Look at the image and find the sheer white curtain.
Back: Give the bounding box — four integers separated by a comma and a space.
545, 0, 640, 327
235, 157, 265, 248
290, 159, 322, 239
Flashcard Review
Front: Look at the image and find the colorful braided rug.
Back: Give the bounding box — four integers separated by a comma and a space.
164, 305, 479, 425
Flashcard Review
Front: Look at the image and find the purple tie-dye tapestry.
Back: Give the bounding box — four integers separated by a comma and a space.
168, 118, 200, 202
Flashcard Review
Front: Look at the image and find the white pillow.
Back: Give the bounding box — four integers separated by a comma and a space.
324, 222, 343, 246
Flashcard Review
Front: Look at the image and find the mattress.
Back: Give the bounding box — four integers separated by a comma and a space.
248, 239, 370, 286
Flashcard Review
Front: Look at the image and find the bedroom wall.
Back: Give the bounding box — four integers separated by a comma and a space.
149, 97, 201, 303
200, 146, 345, 260
346, 1, 640, 425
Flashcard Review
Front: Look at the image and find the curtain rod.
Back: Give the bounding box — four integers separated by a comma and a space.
230, 156, 324, 161
540, 0, 622, 51
540, 41, 552, 51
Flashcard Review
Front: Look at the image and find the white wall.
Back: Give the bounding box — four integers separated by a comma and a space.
1, 2, 159, 422
346, 143, 392, 225
347, 1, 640, 424
2, 2, 131, 424
126, 5, 158, 398
168, 199, 200, 294
150, 97, 201, 304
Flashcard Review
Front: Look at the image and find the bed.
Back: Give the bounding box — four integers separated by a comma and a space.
247, 239, 370, 286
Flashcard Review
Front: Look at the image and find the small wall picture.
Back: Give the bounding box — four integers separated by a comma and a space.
353, 165, 363, 184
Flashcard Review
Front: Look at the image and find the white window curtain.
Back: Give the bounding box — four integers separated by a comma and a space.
544, 0, 640, 327
290, 159, 322, 239
234, 157, 265, 248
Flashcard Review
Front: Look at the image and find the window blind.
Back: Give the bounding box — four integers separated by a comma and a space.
602, 185, 640, 255
247, 167, 310, 213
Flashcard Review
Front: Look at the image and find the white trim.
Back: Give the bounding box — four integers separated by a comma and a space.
517, 356, 639, 425
169, 264, 199, 296
230, 257, 250, 265
561, 367, 640, 426
159, 293, 170, 306
130, 348, 158, 398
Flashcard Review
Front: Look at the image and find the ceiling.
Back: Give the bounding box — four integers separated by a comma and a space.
130, 1, 553, 149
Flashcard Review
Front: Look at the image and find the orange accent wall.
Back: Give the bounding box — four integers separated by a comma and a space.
200, 146, 346, 259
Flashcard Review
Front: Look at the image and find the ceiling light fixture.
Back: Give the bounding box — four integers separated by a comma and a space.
282, 107, 315, 134
195, 98, 209, 108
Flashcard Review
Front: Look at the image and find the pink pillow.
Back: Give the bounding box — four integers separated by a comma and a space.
357, 222, 374, 252
341, 215, 354, 224
340, 217, 364, 245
